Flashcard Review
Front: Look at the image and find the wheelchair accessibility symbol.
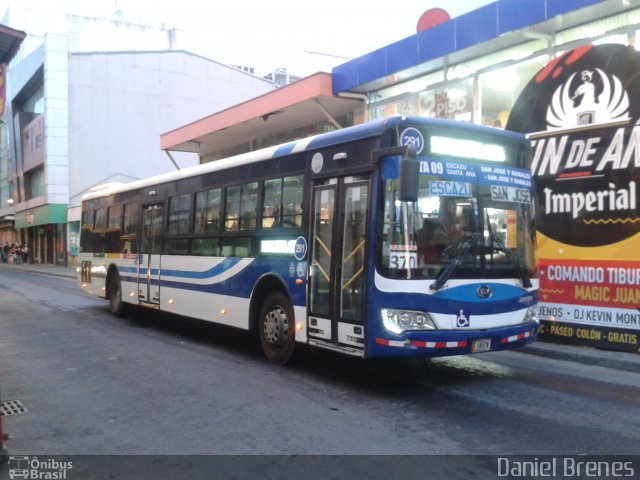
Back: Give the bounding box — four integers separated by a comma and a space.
456, 309, 470, 327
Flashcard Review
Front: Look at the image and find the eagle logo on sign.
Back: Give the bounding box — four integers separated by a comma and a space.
546, 68, 629, 130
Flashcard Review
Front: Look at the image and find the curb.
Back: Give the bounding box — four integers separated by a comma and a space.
0, 264, 76, 280
26, 269, 76, 280
521, 342, 640, 373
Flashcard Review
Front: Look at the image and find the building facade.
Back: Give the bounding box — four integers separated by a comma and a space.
0, 9, 275, 265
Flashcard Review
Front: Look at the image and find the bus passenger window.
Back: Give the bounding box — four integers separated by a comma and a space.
240, 182, 258, 230
122, 203, 140, 254
225, 185, 241, 231
221, 237, 252, 257
262, 178, 281, 228
194, 188, 221, 234
168, 194, 192, 235
263, 175, 303, 228
192, 237, 220, 256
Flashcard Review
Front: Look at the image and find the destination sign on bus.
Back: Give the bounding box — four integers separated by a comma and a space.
429, 180, 471, 197
430, 135, 506, 162
260, 239, 296, 255
490, 185, 531, 204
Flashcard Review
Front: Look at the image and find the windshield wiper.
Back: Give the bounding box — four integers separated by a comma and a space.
430, 232, 482, 291
485, 213, 532, 288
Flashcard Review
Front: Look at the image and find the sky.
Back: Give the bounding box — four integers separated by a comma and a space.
1, 0, 495, 76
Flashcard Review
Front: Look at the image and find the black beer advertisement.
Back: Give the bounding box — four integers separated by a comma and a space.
506, 43, 640, 351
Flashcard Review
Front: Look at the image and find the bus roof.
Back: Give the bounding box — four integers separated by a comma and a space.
82, 116, 525, 201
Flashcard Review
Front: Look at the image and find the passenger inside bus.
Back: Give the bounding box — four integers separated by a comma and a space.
416, 218, 439, 264
431, 199, 461, 253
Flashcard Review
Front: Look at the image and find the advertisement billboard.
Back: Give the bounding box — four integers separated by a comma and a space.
507, 44, 640, 351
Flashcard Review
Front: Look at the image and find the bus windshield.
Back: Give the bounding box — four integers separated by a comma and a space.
379, 162, 537, 284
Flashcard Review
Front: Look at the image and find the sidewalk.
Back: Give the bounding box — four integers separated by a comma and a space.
0, 260, 76, 280
1, 260, 639, 371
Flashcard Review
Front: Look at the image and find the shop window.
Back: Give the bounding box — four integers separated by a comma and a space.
479, 56, 547, 128
555, 9, 640, 48
420, 78, 473, 121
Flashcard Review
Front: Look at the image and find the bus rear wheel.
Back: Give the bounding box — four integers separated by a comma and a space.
258, 291, 296, 365
108, 271, 126, 317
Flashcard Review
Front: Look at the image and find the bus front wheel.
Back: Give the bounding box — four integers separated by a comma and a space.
258, 291, 295, 365
108, 271, 126, 317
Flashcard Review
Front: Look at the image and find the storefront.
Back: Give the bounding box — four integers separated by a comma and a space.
14, 204, 67, 265
355, 7, 639, 130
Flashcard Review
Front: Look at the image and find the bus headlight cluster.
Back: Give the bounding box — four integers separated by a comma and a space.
523, 305, 539, 325
381, 308, 437, 334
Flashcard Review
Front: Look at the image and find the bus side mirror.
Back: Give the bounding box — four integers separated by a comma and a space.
399, 145, 419, 203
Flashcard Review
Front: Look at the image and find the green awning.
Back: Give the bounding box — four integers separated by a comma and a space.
14, 204, 67, 229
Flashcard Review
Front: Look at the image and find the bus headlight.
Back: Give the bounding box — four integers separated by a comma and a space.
381, 308, 437, 334
523, 305, 539, 325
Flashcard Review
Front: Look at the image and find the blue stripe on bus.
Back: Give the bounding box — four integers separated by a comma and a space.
273, 141, 299, 157
118, 258, 306, 306
161, 257, 243, 279
433, 283, 535, 303
117, 257, 243, 279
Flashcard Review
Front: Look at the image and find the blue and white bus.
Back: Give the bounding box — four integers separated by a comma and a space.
78, 116, 539, 364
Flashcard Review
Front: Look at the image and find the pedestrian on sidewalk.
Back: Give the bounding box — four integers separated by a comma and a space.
22, 244, 29, 264
1, 242, 8, 263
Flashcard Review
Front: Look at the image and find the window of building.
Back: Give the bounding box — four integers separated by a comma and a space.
479, 55, 548, 128
370, 71, 444, 120
555, 8, 640, 48
25, 166, 44, 200
23, 85, 44, 115
420, 77, 474, 121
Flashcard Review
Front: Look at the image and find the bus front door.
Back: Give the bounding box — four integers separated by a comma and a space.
138, 203, 163, 306
309, 176, 369, 354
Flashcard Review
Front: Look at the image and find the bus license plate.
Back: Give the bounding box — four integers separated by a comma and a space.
472, 338, 492, 353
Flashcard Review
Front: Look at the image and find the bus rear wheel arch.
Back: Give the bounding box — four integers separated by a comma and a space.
258, 291, 296, 365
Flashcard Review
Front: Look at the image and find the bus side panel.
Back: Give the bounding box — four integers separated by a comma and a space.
154, 255, 305, 328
